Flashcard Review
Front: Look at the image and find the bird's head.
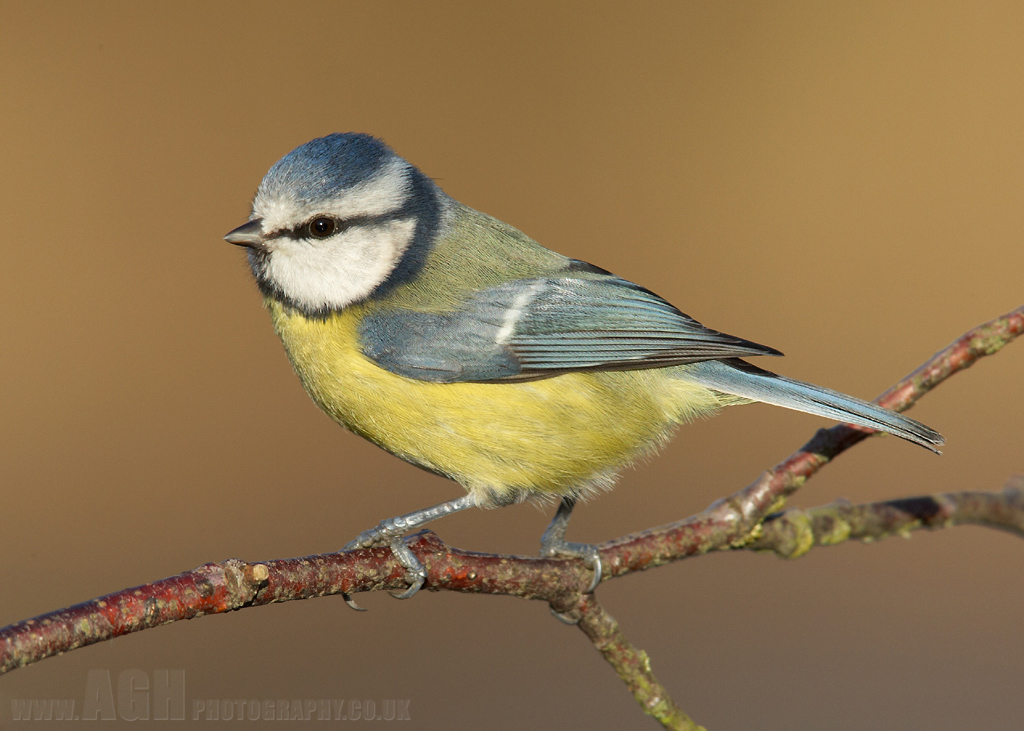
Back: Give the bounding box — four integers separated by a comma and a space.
225, 133, 446, 316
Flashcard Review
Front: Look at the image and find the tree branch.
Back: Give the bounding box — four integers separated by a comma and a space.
2, 305, 1022, 730
744, 476, 1024, 559
572, 595, 706, 731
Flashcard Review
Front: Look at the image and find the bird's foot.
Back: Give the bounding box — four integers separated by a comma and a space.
342, 518, 428, 607
540, 538, 603, 594
338, 496, 477, 611
540, 539, 602, 625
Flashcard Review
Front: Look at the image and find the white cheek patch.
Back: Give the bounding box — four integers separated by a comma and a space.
266, 219, 418, 311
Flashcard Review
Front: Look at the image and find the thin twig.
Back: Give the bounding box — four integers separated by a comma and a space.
744, 477, 1024, 559
572, 595, 706, 731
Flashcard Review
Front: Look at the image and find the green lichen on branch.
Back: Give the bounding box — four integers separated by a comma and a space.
573, 596, 706, 731
746, 481, 1024, 558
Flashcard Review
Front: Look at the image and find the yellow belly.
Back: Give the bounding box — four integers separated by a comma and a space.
268, 300, 731, 505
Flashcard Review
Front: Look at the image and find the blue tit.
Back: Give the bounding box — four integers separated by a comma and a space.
225, 133, 942, 600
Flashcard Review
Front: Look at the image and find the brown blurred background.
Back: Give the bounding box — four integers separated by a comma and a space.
1, 2, 1022, 729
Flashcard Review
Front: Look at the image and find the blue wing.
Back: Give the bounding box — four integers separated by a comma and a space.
359, 274, 781, 383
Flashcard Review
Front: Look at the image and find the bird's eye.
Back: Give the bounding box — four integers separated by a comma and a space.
308, 217, 337, 239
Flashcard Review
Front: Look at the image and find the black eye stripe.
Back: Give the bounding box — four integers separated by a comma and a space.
269, 211, 413, 242
295, 216, 363, 240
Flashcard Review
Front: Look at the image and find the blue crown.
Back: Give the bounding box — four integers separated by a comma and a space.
260, 133, 395, 205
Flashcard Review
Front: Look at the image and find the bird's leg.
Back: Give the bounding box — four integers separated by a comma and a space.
343, 494, 476, 605
540, 496, 603, 599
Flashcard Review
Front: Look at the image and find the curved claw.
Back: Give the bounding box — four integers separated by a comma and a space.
388, 569, 426, 600
341, 592, 367, 611
582, 550, 602, 593
386, 539, 427, 600
540, 540, 603, 594
550, 607, 580, 625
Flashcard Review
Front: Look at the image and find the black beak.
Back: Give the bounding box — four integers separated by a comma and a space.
224, 218, 266, 249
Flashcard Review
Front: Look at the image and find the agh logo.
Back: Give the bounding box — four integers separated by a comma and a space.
10, 669, 185, 721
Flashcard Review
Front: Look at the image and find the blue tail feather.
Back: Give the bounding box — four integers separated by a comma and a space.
686, 359, 943, 452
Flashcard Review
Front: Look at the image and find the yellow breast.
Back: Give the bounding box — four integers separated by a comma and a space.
267, 299, 729, 504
